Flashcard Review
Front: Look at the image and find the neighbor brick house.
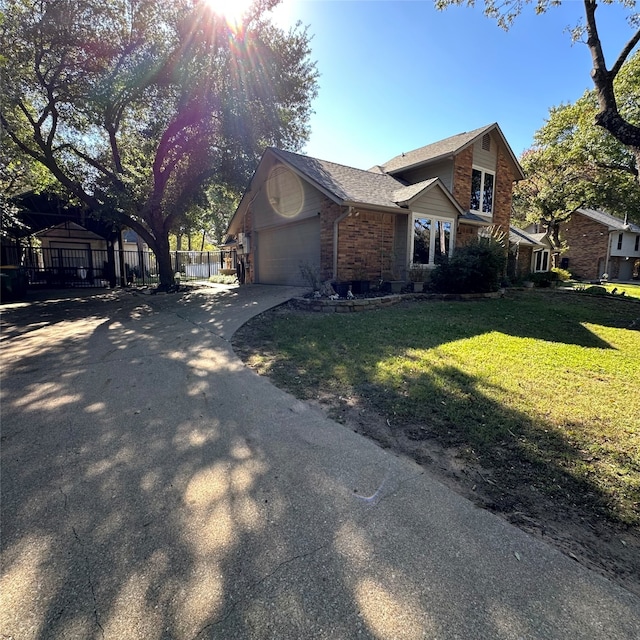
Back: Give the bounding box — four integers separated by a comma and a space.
509, 226, 555, 279
555, 208, 640, 281
226, 123, 524, 286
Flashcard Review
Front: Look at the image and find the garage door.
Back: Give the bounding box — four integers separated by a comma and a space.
256, 218, 321, 285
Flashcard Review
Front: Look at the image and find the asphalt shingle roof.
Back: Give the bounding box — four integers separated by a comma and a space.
271, 148, 408, 209
576, 208, 640, 233
509, 226, 546, 247
379, 124, 495, 174
392, 178, 439, 205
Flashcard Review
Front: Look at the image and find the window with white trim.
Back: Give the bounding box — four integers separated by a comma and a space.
617, 233, 623, 250
533, 250, 549, 272
635, 235, 639, 252
411, 215, 455, 267
470, 168, 495, 215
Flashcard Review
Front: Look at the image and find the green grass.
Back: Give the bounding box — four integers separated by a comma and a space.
600, 282, 640, 298
236, 290, 640, 526
561, 281, 640, 299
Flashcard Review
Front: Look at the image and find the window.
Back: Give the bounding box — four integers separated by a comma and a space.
617, 233, 623, 250
412, 216, 454, 267
534, 250, 549, 272
470, 168, 495, 215
635, 235, 639, 252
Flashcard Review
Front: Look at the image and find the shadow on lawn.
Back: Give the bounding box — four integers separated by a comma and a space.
420, 290, 639, 350
238, 290, 640, 519
233, 290, 640, 586
3, 287, 639, 639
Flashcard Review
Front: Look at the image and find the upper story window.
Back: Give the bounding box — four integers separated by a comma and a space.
635, 235, 639, 252
470, 167, 494, 215
617, 233, 623, 250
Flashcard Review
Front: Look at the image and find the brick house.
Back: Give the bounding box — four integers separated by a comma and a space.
555, 208, 640, 281
509, 226, 555, 279
226, 123, 524, 286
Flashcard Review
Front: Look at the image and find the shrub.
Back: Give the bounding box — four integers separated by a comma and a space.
528, 271, 558, 288
551, 267, 572, 281
431, 232, 506, 294
299, 261, 322, 290
584, 285, 607, 296
208, 274, 238, 284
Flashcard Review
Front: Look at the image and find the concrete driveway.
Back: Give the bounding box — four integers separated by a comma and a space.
1, 285, 639, 639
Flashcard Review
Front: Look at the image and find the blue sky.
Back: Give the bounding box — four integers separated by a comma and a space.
270, 0, 637, 169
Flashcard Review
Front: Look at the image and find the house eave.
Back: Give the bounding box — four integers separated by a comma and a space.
343, 200, 405, 214
459, 217, 490, 227
268, 148, 344, 206
386, 153, 455, 177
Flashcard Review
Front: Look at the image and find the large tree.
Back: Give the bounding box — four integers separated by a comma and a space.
435, 0, 640, 180
514, 51, 640, 234
1, 0, 318, 289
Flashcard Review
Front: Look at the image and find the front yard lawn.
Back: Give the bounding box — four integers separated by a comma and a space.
234, 289, 640, 591
561, 281, 640, 299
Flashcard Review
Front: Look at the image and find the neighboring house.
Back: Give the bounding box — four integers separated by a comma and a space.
34, 221, 109, 284
226, 123, 524, 286
557, 208, 640, 281
509, 226, 555, 279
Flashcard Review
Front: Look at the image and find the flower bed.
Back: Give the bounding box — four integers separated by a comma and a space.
292, 291, 501, 312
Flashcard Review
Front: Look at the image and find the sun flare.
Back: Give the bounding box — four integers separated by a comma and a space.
204, 0, 254, 28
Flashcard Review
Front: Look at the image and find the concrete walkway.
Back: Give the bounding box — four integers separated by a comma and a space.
1, 285, 639, 639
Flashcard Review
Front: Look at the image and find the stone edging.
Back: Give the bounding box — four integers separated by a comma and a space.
291, 291, 501, 313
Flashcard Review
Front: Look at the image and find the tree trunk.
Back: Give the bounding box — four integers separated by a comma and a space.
154, 234, 175, 291
584, 0, 640, 184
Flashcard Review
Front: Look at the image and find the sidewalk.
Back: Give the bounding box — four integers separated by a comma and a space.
1, 285, 639, 639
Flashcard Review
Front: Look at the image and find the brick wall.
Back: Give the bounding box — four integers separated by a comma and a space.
494, 147, 514, 234
336, 209, 395, 281
452, 147, 473, 209
559, 214, 609, 280
515, 246, 533, 278
455, 223, 477, 247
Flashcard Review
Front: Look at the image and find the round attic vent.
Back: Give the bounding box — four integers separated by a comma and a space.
267, 165, 304, 218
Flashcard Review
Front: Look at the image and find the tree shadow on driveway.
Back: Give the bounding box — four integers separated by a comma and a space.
2, 290, 640, 639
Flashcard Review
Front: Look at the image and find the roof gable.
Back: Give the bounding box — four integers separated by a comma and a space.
393, 178, 463, 214
35, 221, 105, 241
509, 226, 551, 247
269, 148, 405, 209
379, 123, 525, 180
575, 208, 640, 233
227, 148, 408, 235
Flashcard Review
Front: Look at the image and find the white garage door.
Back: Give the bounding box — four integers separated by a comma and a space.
256, 218, 321, 285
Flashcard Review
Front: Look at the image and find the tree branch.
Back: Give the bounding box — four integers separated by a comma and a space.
61, 144, 125, 188
584, 0, 640, 154
610, 27, 640, 80
595, 160, 638, 178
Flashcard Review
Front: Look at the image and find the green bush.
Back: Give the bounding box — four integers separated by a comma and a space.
551, 267, 571, 281
528, 271, 558, 288
431, 234, 506, 294
584, 285, 607, 296
208, 274, 238, 284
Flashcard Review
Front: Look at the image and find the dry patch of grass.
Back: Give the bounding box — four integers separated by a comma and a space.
234, 290, 640, 591
235, 290, 640, 527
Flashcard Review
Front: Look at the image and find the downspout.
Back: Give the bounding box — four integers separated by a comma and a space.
333, 206, 353, 281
